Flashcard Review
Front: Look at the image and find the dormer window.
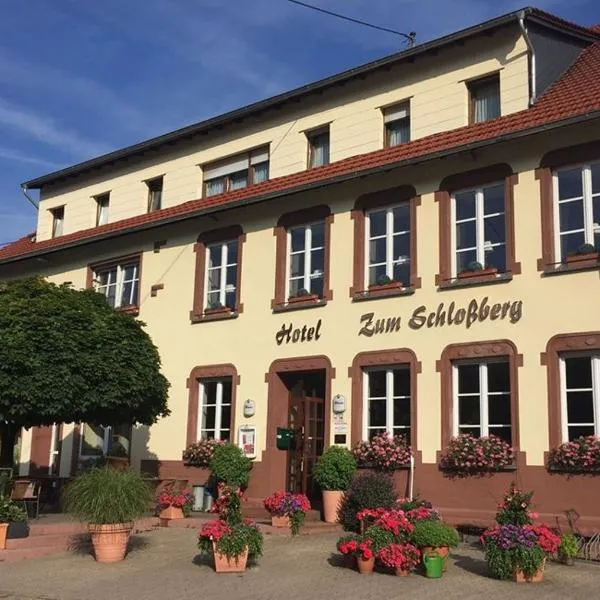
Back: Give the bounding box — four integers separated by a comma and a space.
51, 206, 64, 238
469, 74, 500, 124
383, 102, 411, 147
307, 126, 330, 168
95, 193, 110, 226
147, 177, 163, 212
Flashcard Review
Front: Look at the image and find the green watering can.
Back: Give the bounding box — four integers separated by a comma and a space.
423, 553, 444, 578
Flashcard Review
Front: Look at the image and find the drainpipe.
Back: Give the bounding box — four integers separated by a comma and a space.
20, 184, 38, 209
409, 454, 415, 501
518, 10, 537, 106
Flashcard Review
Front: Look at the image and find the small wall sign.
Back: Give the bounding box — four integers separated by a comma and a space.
243, 399, 256, 418
276, 319, 322, 345
332, 394, 346, 414
238, 426, 257, 459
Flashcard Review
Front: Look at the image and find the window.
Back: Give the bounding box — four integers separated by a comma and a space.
363, 367, 411, 441
93, 258, 140, 309
560, 354, 600, 441
383, 102, 410, 147
146, 177, 163, 212
203, 147, 269, 197
452, 360, 512, 443
95, 193, 110, 226
198, 379, 232, 441
205, 239, 238, 310
553, 164, 600, 261
51, 206, 64, 238
451, 182, 506, 276
469, 74, 500, 124
80, 424, 131, 458
366, 203, 411, 287
287, 222, 325, 298
307, 127, 330, 168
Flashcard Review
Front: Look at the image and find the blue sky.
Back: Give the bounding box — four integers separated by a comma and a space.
0, 0, 598, 246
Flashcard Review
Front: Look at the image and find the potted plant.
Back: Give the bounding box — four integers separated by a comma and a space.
368, 274, 402, 291
263, 491, 311, 534
210, 443, 253, 491
558, 532, 579, 565
495, 484, 537, 526
439, 434, 514, 477
156, 482, 193, 521
198, 485, 263, 572
396, 496, 440, 523
352, 433, 412, 471
0, 496, 28, 549
205, 300, 231, 315
183, 439, 225, 466
377, 542, 421, 576
62, 465, 153, 563
565, 243, 599, 264
411, 520, 459, 571
458, 260, 498, 280
547, 435, 600, 472
288, 288, 319, 304
313, 446, 356, 523
336, 533, 376, 574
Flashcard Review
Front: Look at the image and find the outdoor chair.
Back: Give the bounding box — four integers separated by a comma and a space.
10, 479, 41, 519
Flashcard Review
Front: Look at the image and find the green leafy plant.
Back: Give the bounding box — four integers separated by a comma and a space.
62, 466, 153, 524
577, 243, 596, 255
313, 446, 357, 491
375, 274, 394, 286
559, 532, 579, 561
411, 520, 459, 548
209, 443, 253, 488
339, 471, 396, 532
0, 496, 27, 523
466, 261, 483, 272
495, 483, 535, 526
363, 524, 396, 553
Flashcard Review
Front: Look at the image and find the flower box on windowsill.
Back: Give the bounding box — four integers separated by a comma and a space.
119, 305, 140, 316
287, 294, 319, 305
368, 281, 403, 293
565, 252, 600, 265
546, 465, 600, 474
457, 267, 498, 281
204, 306, 232, 316
438, 463, 517, 475
356, 462, 411, 471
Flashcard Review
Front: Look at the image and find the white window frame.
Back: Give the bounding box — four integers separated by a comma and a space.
95, 194, 110, 226
48, 424, 60, 475
94, 260, 140, 308
204, 240, 238, 309
285, 221, 325, 299
361, 367, 411, 440
553, 163, 600, 261
198, 379, 232, 441
452, 360, 511, 439
450, 183, 505, 277
559, 353, 600, 442
51, 207, 64, 238
364, 203, 410, 288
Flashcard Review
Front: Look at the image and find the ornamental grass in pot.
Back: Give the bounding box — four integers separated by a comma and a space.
313, 446, 356, 523
411, 520, 459, 571
62, 466, 153, 563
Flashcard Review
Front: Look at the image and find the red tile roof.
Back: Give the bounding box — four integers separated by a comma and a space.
2, 40, 600, 265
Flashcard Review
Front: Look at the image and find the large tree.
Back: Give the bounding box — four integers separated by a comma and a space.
0, 277, 170, 466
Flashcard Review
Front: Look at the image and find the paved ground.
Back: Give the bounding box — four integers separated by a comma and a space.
0, 529, 598, 600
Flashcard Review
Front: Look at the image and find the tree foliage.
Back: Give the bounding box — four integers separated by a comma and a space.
0, 277, 170, 428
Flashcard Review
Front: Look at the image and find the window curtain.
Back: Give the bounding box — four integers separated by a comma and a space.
388, 118, 410, 146
311, 135, 330, 167
253, 162, 269, 183
205, 178, 225, 197
474, 83, 500, 122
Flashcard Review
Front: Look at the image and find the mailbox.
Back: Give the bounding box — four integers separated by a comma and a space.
276, 427, 295, 450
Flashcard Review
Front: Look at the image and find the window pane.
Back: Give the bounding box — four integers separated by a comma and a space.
393, 233, 410, 262
368, 400, 387, 427
369, 210, 386, 237
593, 196, 600, 247
387, 118, 410, 145
121, 281, 134, 306
310, 276, 324, 298
369, 264, 387, 286
221, 404, 232, 431
458, 396, 480, 426
393, 398, 410, 426
393, 369, 410, 396
123, 264, 137, 280
369, 238, 387, 264
455, 191, 476, 220
393, 262, 410, 285
487, 361, 510, 393
208, 269, 221, 292
565, 357, 593, 389
484, 245, 506, 272
483, 184, 505, 215
226, 241, 238, 265
229, 171, 248, 190
203, 382, 218, 403
311, 248, 324, 274
205, 178, 225, 197
311, 222, 324, 248
559, 199, 585, 232
458, 364, 480, 394
561, 231, 586, 259
202, 405, 216, 431
568, 425, 595, 440
253, 162, 269, 183
208, 245, 222, 268
290, 253, 305, 278
290, 227, 305, 253
106, 286, 117, 308
488, 394, 511, 425
456, 221, 476, 250
206, 291, 220, 308
592, 164, 600, 194
225, 291, 236, 309
484, 215, 506, 246
557, 168, 583, 199
456, 249, 477, 273
225, 265, 237, 288
82, 424, 105, 456
489, 427, 512, 444
566, 391, 595, 424
473, 79, 500, 122
289, 278, 301, 297
393, 204, 410, 233
368, 370, 387, 398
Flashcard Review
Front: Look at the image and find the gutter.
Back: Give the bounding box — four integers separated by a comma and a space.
20, 184, 39, 210
2, 109, 600, 267
519, 11, 537, 105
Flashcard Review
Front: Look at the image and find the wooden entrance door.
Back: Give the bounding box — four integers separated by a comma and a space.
288, 392, 325, 500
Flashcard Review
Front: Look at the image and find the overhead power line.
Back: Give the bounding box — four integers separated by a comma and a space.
285, 0, 416, 46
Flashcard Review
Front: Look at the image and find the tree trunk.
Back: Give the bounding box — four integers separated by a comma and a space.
0, 423, 18, 468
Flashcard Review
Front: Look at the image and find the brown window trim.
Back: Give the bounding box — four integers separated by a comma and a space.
541, 332, 600, 449
436, 340, 523, 452
86, 252, 143, 317
190, 225, 246, 323
306, 125, 330, 169
467, 72, 500, 125
537, 141, 600, 275
349, 349, 421, 449
350, 185, 421, 301
435, 163, 520, 289
272, 205, 333, 312
186, 364, 239, 446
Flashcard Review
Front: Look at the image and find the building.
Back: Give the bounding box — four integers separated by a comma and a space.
2, 7, 600, 531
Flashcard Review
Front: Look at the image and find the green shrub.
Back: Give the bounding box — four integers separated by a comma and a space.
210, 443, 252, 488
412, 520, 459, 548
62, 466, 153, 524
339, 471, 396, 532
313, 446, 357, 491
363, 524, 395, 553
559, 532, 579, 559
0, 496, 27, 523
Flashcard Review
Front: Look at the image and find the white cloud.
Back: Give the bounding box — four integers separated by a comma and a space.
0, 147, 62, 169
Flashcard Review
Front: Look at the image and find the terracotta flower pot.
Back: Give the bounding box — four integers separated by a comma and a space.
322, 490, 343, 523
356, 555, 375, 575
212, 542, 248, 573
513, 559, 545, 583
0, 523, 8, 550
422, 546, 449, 571
88, 522, 133, 563
395, 567, 410, 577
159, 506, 185, 520
271, 515, 290, 528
